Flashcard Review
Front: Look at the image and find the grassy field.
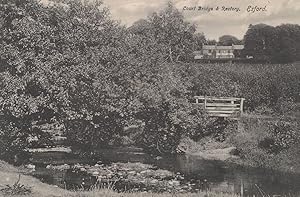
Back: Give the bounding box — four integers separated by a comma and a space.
0, 160, 238, 197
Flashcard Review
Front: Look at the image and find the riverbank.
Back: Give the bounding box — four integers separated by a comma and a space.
0, 160, 68, 196
229, 116, 300, 173
0, 160, 239, 197
178, 137, 239, 161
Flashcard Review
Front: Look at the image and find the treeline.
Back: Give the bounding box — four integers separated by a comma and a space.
194, 23, 300, 63
0, 0, 299, 162
244, 24, 300, 63
128, 9, 300, 63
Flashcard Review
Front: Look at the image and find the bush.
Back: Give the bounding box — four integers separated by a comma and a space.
269, 121, 299, 152
190, 118, 237, 142
65, 110, 126, 154
230, 118, 300, 171
135, 99, 211, 154
0, 113, 54, 164
0, 115, 29, 163
137, 102, 186, 154
274, 97, 297, 115
257, 120, 299, 153
0, 174, 32, 196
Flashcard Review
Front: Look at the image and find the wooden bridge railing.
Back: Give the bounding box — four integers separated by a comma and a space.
194, 96, 245, 118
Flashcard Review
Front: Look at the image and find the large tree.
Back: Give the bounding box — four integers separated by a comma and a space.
243, 24, 279, 62
0, 0, 61, 160
218, 35, 242, 46
244, 23, 300, 63
274, 24, 300, 63
0, 0, 139, 158
193, 32, 206, 50
129, 2, 197, 62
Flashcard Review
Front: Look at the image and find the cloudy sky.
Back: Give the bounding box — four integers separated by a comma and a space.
102, 0, 300, 40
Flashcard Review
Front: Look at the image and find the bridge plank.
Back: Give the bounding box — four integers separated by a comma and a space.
207, 110, 238, 114
194, 96, 242, 101
194, 95, 245, 118
206, 103, 240, 107
206, 107, 240, 111
208, 114, 235, 117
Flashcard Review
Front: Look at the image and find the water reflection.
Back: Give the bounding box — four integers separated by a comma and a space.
156, 154, 300, 196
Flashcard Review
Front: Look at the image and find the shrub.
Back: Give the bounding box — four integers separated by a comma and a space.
137, 102, 186, 154
256, 120, 299, 154
136, 99, 210, 154
65, 110, 126, 154
230, 118, 300, 171
190, 118, 237, 142
0, 113, 53, 164
0, 115, 29, 163
274, 97, 297, 115
0, 175, 32, 196
269, 121, 299, 152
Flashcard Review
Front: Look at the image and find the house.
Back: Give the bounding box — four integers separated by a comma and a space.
194, 44, 244, 59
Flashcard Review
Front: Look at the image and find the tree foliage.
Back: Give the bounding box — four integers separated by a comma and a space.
218, 35, 242, 46
244, 23, 300, 63
193, 32, 206, 50
0, 0, 208, 158
129, 2, 197, 62
274, 24, 300, 63
0, 0, 140, 159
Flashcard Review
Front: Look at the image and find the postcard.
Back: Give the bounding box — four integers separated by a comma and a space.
0, 0, 299, 196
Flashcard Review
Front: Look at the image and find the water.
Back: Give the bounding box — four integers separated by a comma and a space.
29, 149, 300, 196
156, 155, 300, 195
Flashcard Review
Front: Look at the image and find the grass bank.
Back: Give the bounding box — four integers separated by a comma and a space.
180, 115, 300, 173
229, 116, 300, 173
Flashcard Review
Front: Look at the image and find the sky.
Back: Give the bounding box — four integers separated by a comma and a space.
102, 0, 300, 40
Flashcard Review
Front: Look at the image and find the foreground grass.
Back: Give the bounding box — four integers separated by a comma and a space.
67, 189, 238, 197
0, 160, 238, 197
0, 160, 67, 197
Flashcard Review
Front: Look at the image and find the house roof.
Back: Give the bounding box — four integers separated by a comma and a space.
233, 45, 244, 50
202, 45, 244, 50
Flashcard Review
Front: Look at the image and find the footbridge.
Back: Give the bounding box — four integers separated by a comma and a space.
194, 96, 245, 118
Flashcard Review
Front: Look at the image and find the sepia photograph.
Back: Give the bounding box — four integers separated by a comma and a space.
0, 0, 299, 196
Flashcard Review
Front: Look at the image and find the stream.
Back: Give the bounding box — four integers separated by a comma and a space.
28, 148, 300, 196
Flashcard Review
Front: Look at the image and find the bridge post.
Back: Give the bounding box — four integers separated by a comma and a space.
240, 98, 245, 115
